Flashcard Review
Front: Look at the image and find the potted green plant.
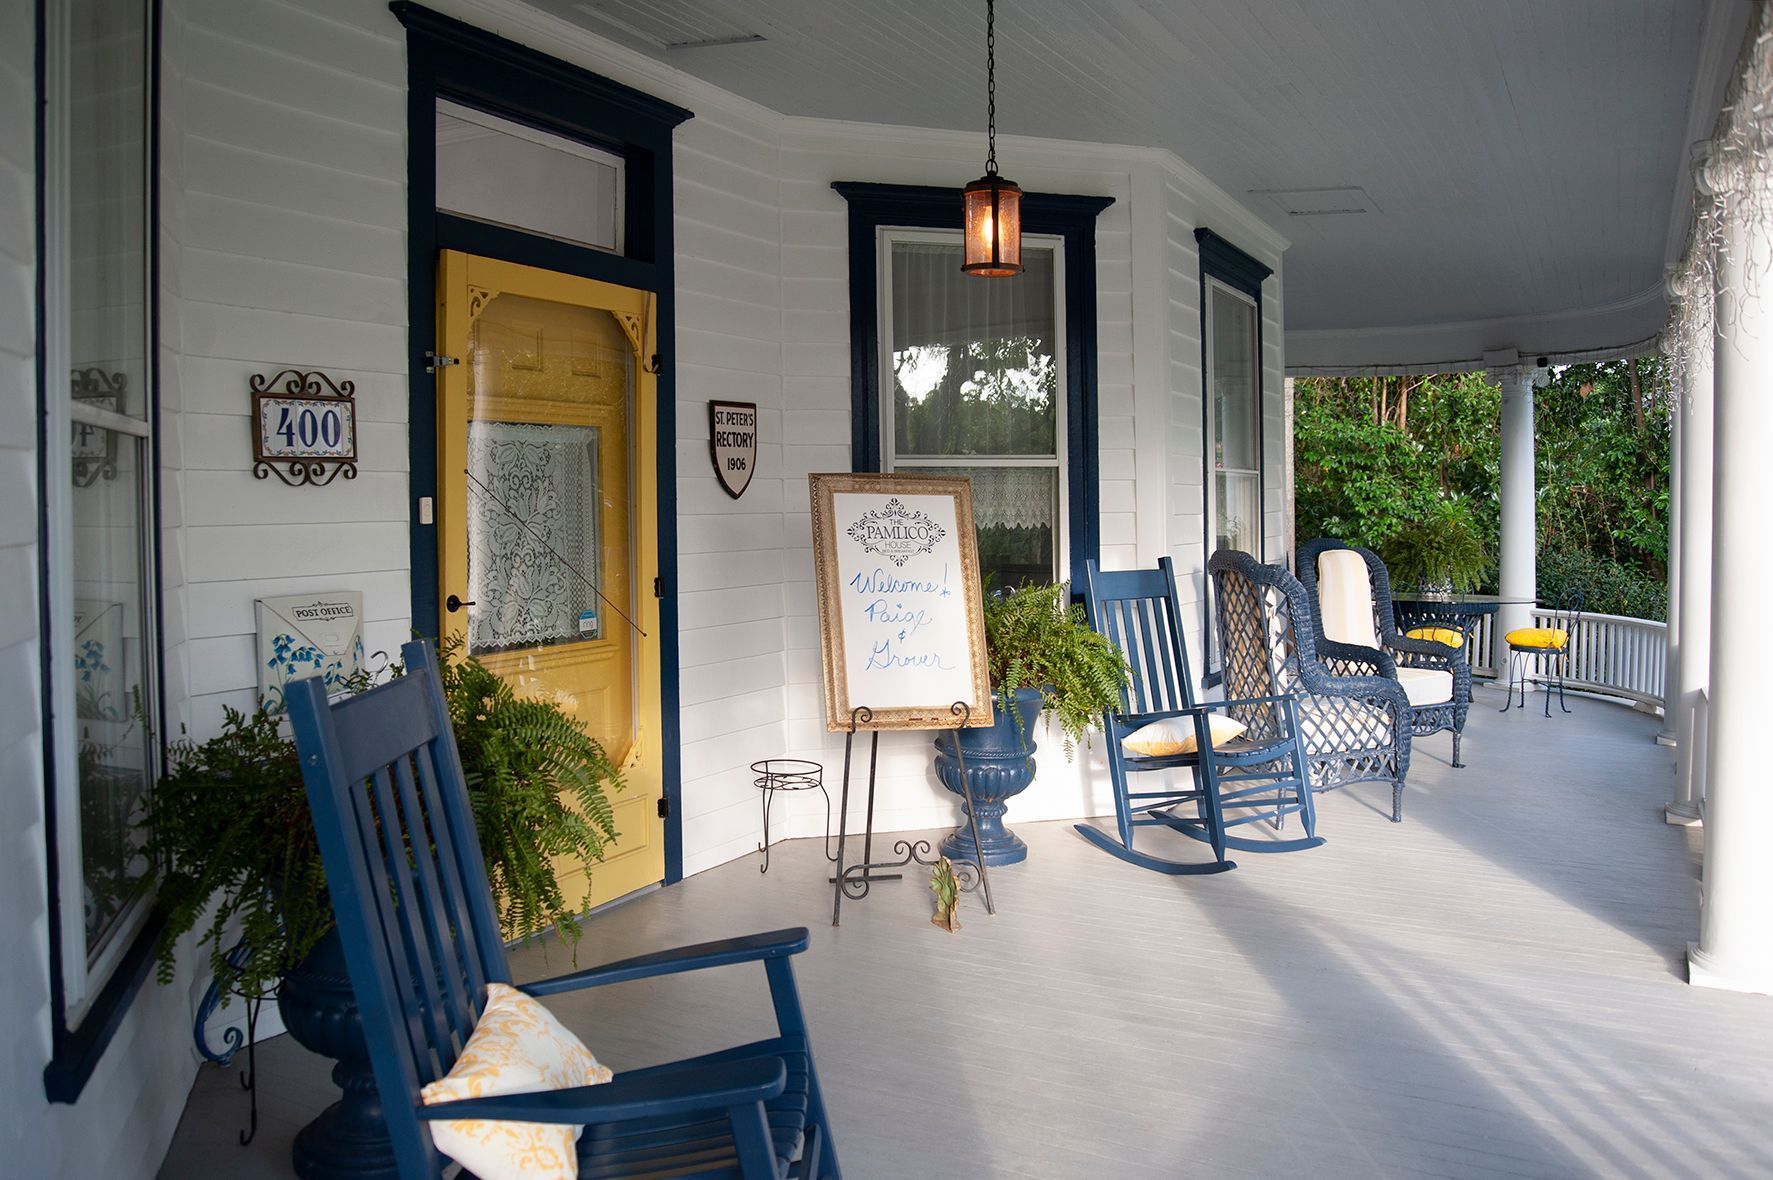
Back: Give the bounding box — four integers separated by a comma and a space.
932, 580, 1127, 866
1382, 498, 1489, 599
147, 639, 623, 1176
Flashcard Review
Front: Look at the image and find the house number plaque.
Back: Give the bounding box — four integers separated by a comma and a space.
251, 369, 358, 487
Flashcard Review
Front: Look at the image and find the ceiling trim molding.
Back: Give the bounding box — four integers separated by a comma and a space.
1662, 0, 1755, 268
1286, 283, 1666, 376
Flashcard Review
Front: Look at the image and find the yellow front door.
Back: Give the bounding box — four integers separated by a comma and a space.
437, 251, 664, 910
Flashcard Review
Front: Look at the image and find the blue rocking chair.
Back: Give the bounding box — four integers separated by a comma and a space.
286, 639, 840, 1180
1074, 557, 1324, 873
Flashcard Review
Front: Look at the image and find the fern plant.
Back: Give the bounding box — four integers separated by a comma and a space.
981, 580, 1128, 755
147, 641, 624, 1002
1382, 498, 1490, 594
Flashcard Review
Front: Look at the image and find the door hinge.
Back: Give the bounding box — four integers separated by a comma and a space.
656, 796, 671, 819
425, 351, 459, 373
653, 576, 664, 598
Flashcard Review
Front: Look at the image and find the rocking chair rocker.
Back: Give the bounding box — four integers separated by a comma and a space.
286, 639, 841, 1180
1074, 557, 1324, 874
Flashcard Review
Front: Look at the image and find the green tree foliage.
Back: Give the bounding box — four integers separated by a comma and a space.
1294, 358, 1669, 619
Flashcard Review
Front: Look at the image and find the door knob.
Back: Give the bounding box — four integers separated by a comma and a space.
446, 594, 475, 613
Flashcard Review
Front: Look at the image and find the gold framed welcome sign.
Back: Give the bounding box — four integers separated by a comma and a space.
808, 473, 993, 731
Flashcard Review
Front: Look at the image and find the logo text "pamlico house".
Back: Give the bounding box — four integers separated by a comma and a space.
845, 498, 946, 567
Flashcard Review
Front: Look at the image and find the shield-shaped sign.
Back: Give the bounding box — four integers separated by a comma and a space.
709, 400, 758, 499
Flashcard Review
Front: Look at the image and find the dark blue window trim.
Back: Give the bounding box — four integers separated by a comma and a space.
1196, 227, 1273, 688
392, 3, 693, 883
38, 0, 171, 1103
832, 182, 1114, 592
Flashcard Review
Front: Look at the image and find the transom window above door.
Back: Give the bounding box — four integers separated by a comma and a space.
435, 99, 624, 253
879, 231, 1067, 589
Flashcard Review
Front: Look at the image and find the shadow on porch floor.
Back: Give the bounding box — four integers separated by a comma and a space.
158, 688, 1773, 1179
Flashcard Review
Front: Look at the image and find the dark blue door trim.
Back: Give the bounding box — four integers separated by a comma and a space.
393, 3, 693, 883
1195, 227, 1273, 688
831, 182, 1114, 592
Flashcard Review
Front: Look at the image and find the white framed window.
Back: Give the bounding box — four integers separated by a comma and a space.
42, 0, 159, 1027
1204, 276, 1262, 562
877, 229, 1068, 589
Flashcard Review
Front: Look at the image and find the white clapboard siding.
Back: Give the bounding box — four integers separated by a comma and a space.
671, 102, 793, 879
171, 0, 409, 737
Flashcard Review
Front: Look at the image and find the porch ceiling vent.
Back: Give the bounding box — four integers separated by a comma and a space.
571, 3, 767, 51
1249, 186, 1379, 217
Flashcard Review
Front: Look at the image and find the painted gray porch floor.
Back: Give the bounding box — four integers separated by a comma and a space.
158, 688, 1773, 1179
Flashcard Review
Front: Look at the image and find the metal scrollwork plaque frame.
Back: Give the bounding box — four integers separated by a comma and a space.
71, 367, 124, 487
250, 369, 359, 488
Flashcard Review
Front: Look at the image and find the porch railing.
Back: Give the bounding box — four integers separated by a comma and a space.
1470, 608, 1666, 708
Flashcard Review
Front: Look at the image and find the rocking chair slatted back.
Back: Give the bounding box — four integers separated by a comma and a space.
1086, 556, 1192, 716
288, 641, 511, 1170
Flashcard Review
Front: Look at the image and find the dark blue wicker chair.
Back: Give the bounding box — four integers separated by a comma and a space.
1296, 538, 1472, 769
1210, 550, 1414, 822
286, 639, 840, 1180
1076, 556, 1323, 873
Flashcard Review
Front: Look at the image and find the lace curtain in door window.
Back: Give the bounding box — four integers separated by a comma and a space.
466, 421, 601, 653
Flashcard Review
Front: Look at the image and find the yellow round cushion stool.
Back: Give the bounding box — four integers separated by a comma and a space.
1405, 626, 1464, 649
1505, 626, 1568, 651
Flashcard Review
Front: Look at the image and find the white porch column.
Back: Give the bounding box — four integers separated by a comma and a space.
1690, 169, 1773, 994
1491, 356, 1538, 646
1657, 385, 1680, 747
1667, 277, 1714, 826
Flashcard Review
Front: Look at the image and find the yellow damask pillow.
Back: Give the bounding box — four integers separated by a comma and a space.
1121, 713, 1246, 756
1406, 626, 1465, 649
421, 982, 613, 1180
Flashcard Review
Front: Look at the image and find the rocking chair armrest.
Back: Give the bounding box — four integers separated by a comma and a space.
1316, 638, 1397, 677
415, 1056, 788, 1126
521, 928, 810, 997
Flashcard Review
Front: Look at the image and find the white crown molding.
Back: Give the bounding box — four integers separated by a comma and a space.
1287, 282, 1666, 375
1663, 0, 1755, 268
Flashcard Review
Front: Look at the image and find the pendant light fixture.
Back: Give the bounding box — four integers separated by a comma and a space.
961, 0, 1022, 276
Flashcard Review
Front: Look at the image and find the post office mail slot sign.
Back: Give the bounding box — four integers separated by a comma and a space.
808, 473, 992, 731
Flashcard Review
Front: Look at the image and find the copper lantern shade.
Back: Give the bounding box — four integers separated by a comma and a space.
961, 173, 1023, 276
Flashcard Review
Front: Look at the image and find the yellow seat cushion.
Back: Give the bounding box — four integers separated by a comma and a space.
1505, 626, 1568, 651
421, 982, 613, 1180
1122, 713, 1246, 756
1405, 626, 1464, 649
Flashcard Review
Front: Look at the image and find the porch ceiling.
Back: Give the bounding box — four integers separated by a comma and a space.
540, 0, 1748, 370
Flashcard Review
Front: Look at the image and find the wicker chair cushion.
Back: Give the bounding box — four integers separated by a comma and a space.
1506, 626, 1569, 650
1396, 666, 1454, 707
1405, 626, 1464, 648
1121, 713, 1246, 756
1316, 549, 1381, 649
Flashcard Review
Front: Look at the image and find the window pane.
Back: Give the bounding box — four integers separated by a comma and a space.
1211, 284, 1260, 556
70, 0, 148, 420
916, 466, 1056, 591
891, 243, 1056, 457
437, 101, 622, 253
71, 433, 153, 961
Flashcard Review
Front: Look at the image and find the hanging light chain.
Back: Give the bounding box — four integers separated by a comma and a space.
985, 0, 998, 176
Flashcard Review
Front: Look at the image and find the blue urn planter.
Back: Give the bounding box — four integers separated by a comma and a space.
932, 686, 1044, 866
278, 926, 400, 1180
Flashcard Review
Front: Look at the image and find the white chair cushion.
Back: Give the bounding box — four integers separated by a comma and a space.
421, 982, 613, 1180
1316, 549, 1381, 650
1121, 713, 1247, 756
1395, 666, 1454, 708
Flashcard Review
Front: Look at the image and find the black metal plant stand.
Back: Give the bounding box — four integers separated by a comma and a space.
751, 758, 837, 873
830, 703, 996, 926
192, 935, 266, 1147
